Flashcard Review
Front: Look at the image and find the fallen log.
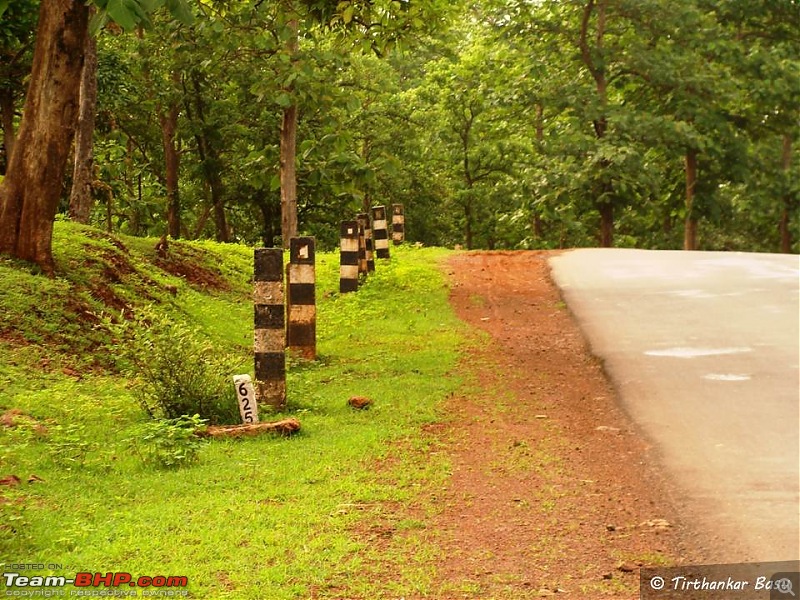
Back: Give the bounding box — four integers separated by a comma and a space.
198, 418, 301, 439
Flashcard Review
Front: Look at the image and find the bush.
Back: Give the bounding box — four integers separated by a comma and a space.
130, 414, 207, 469
110, 308, 241, 424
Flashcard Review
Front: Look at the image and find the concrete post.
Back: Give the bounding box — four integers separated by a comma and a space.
392, 203, 405, 245
357, 219, 368, 278
253, 248, 286, 410
372, 205, 390, 259
358, 212, 375, 272
287, 237, 316, 360
340, 221, 360, 293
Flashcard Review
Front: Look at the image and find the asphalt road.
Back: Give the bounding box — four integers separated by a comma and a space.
549, 249, 800, 562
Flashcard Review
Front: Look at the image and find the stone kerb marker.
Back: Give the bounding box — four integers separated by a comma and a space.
233, 374, 259, 424
357, 212, 376, 272
287, 237, 316, 360
372, 205, 390, 259
392, 203, 405, 245
253, 248, 286, 410
340, 220, 360, 293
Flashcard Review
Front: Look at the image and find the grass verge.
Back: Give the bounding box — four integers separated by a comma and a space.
0, 222, 467, 598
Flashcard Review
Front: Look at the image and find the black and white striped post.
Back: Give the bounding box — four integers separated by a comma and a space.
340, 220, 360, 293
356, 218, 368, 278
392, 203, 405, 245
357, 212, 376, 272
372, 205, 390, 259
287, 237, 316, 361
253, 248, 286, 410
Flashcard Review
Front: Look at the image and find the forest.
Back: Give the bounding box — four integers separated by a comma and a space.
1, 0, 798, 269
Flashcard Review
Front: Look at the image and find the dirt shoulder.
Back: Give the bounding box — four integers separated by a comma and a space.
429, 251, 706, 599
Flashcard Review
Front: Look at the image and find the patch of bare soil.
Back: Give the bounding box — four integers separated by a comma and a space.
426, 251, 705, 599
154, 244, 230, 291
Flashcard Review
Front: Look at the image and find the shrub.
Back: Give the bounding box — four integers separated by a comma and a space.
130, 414, 208, 469
110, 308, 241, 424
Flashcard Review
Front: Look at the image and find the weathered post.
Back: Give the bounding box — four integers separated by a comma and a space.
287, 237, 316, 360
340, 220, 360, 293
356, 218, 368, 278
358, 212, 376, 272
372, 205, 390, 259
253, 248, 286, 410
392, 203, 405, 245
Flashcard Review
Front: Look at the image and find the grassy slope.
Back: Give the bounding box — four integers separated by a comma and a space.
0, 222, 467, 599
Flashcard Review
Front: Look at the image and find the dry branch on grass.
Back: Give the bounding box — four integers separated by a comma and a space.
197, 419, 301, 438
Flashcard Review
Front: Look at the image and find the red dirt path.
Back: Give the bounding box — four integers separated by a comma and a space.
428, 251, 708, 599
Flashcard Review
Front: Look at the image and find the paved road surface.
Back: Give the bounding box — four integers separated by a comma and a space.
549, 249, 799, 562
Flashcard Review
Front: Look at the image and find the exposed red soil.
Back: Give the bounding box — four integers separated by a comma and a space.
423, 251, 705, 599
154, 244, 230, 291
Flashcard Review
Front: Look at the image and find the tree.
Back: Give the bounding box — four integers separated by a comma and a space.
0, 1, 89, 274
0, 0, 192, 274
69, 9, 99, 224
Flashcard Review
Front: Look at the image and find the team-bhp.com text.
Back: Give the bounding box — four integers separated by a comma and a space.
3, 572, 188, 596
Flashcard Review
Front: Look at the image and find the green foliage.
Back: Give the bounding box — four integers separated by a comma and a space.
110, 307, 241, 424
90, 0, 194, 34
47, 423, 99, 469
129, 414, 208, 469
4, 0, 795, 252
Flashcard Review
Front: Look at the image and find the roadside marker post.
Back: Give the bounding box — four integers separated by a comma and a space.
357, 219, 368, 279
339, 221, 360, 293
372, 205, 390, 259
286, 237, 316, 360
392, 203, 405, 245
233, 374, 259, 424
253, 248, 286, 410
357, 212, 376, 272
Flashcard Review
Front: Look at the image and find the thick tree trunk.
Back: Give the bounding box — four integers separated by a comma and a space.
684, 149, 698, 251
779, 134, 793, 254
161, 101, 181, 239
0, 1, 88, 275
69, 23, 98, 224
279, 19, 299, 249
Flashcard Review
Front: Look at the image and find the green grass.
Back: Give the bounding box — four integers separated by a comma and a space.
0, 222, 468, 598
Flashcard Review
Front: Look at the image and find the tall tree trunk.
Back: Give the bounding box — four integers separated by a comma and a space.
161, 99, 181, 239
779, 134, 793, 253
580, 0, 614, 247
599, 202, 613, 247
684, 149, 698, 251
187, 73, 229, 243
211, 178, 229, 242
69, 20, 98, 224
0, 1, 88, 275
464, 200, 474, 250
0, 88, 16, 169
257, 191, 278, 247
280, 19, 299, 249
